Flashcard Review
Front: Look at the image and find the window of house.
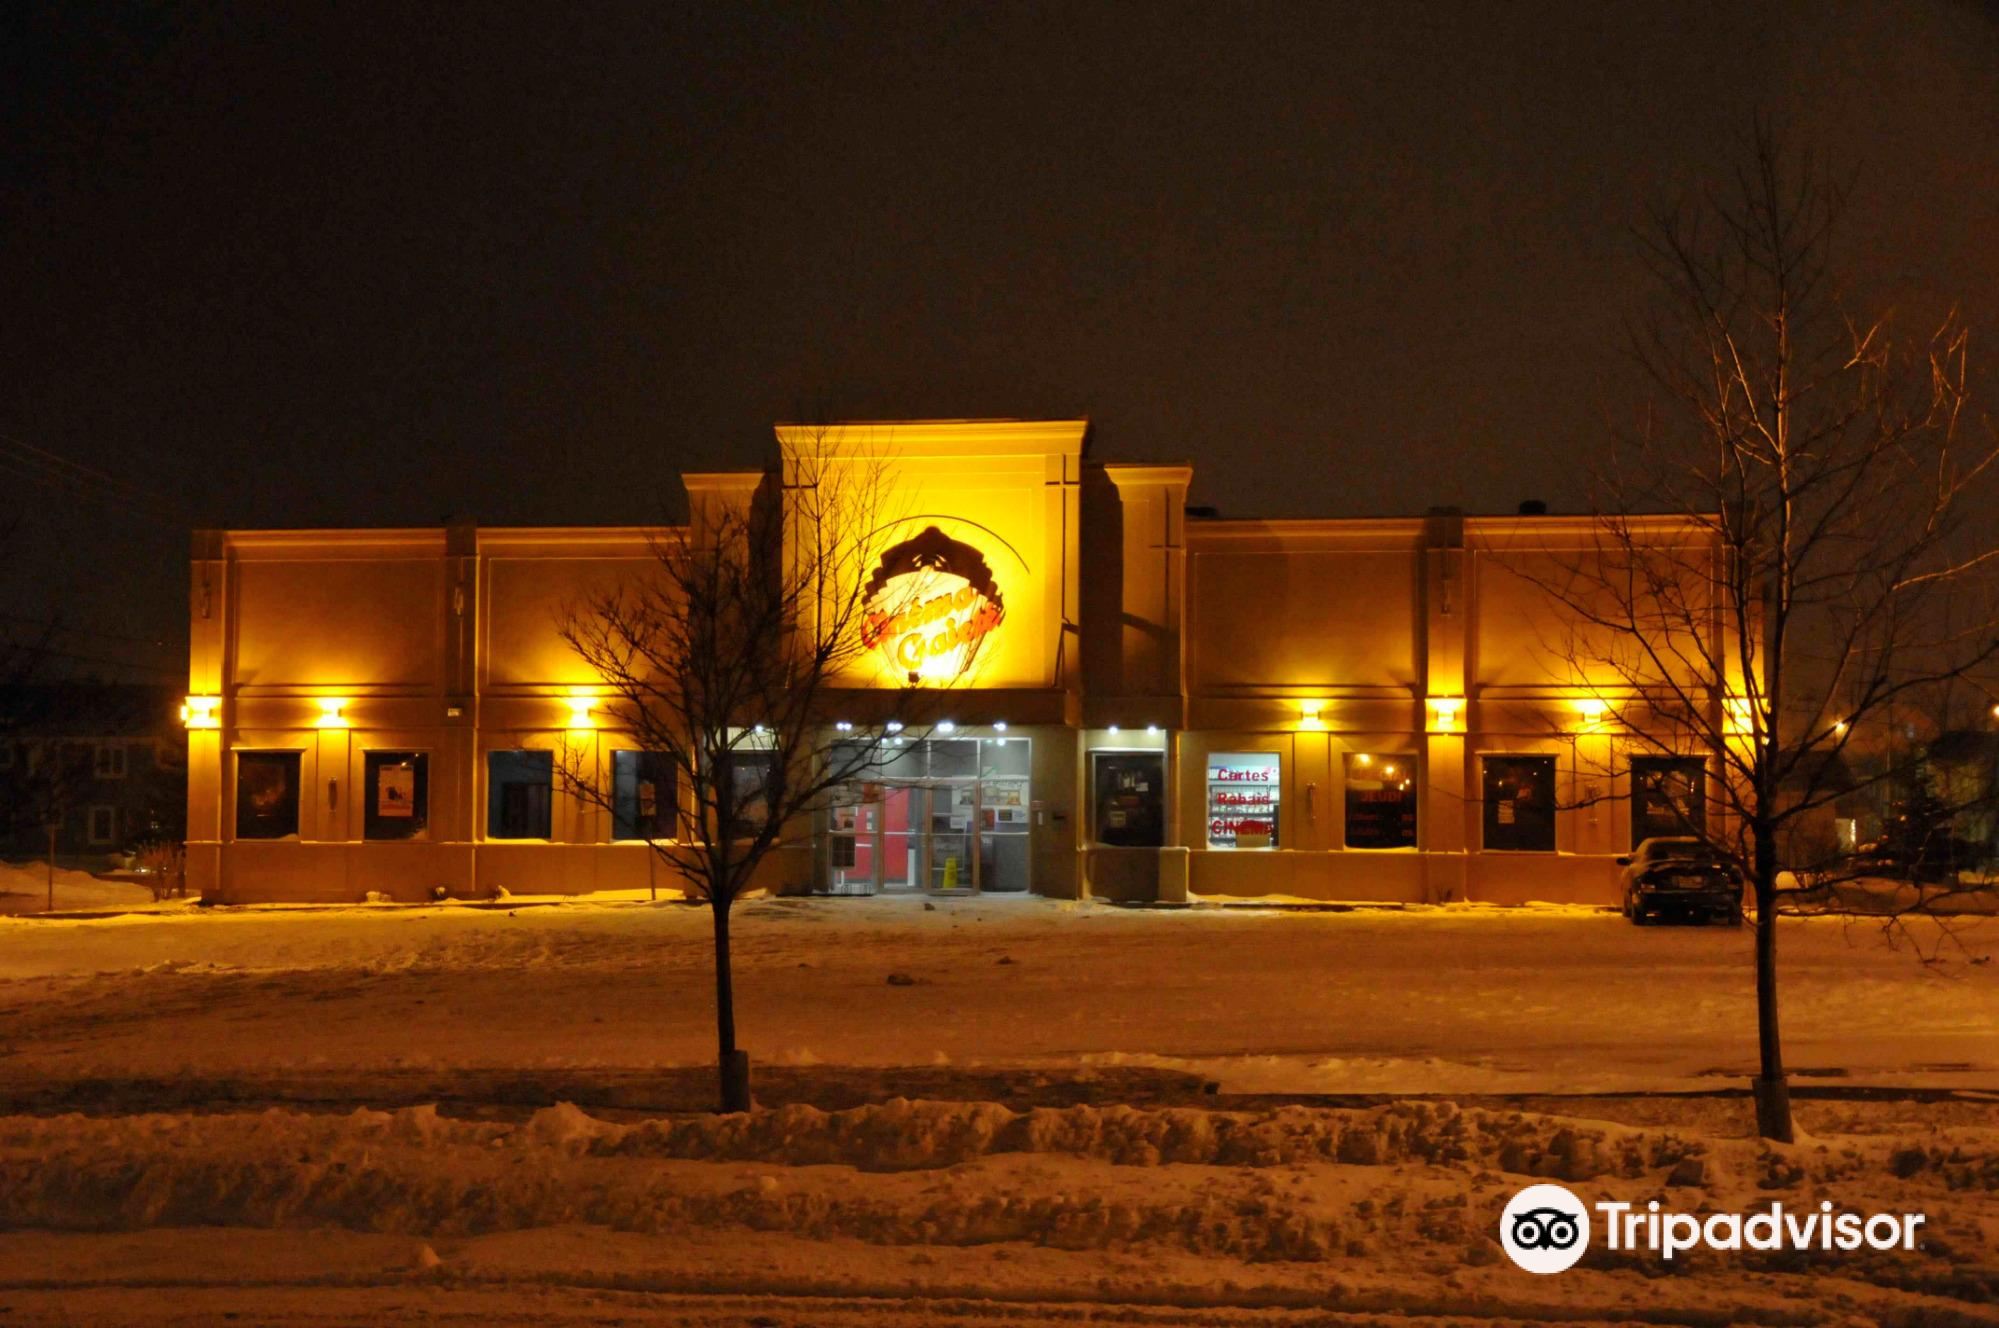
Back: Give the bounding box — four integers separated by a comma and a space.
1482, 755, 1557, 852
1344, 752, 1418, 849
87, 805, 117, 845
1207, 751, 1279, 848
721, 749, 778, 839
236, 751, 302, 840
487, 750, 553, 839
613, 750, 676, 841
1632, 755, 1705, 848
94, 743, 127, 779
1093, 751, 1164, 848
364, 751, 430, 841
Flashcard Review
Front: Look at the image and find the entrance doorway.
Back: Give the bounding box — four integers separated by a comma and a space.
820, 735, 1031, 895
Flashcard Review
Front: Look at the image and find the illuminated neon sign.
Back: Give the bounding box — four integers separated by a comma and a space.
859, 525, 1006, 683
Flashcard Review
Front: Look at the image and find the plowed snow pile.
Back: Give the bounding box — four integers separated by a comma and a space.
3, 1098, 1996, 1325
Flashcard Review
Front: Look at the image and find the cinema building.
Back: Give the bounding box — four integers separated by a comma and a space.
183, 419, 1727, 907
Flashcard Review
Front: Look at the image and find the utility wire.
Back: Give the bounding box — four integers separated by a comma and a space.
0, 432, 190, 526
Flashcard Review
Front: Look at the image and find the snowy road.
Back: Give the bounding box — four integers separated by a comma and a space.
5, 897, 1999, 1325
2, 894, 1996, 1097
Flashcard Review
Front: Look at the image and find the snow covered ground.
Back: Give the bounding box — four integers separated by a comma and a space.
3, 893, 1995, 1096
3, 894, 1996, 1323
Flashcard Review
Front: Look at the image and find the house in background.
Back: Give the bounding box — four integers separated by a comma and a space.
1, 683, 187, 864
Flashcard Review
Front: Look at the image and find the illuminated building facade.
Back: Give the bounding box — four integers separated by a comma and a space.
185, 419, 1729, 905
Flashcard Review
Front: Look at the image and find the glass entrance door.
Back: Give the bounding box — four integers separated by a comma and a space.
875, 780, 979, 895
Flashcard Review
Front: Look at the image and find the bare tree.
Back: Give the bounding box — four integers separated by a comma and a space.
1511, 124, 1999, 1141
556, 433, 988, 1111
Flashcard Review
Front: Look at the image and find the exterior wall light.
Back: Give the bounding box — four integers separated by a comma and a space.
834, 721, 853, 732
1833, 718, 1850, 737
1576, 698, 1607, 728
565, 694, 595, 729
1425, 696, 1464, 733
1299, 701, 1323, 730
315, 697, 349, 729
992, 720, 1008, 732
937, 720, 956, 734
1146, 724, 1160, 735
1725, 697, 1755, 734
1107, 724, 1120, 734
885, 720, 904, 733
181, 695, 220, 729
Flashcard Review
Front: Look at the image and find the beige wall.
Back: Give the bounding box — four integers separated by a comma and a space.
188, 428, 1725, 910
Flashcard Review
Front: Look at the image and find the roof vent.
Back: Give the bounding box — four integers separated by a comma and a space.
1517, 499, 1548, 516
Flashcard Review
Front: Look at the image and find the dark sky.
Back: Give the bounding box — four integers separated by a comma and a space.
4, 0, 1998, 680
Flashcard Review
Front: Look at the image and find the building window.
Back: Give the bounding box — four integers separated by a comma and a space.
1632, 755, 1705, 848
1482, 755, 1557, 852
94, 743, 127, 779
721, 750, 778, 839
1093, 751, 1164, 848
1345, 752, 1417, 849
487, 750, 553, 839
364, 751, 429, 841
613, 750, 676, 841
87, 805, 117, 845
236, 751, 302, 840
1208, 751, 1279, 848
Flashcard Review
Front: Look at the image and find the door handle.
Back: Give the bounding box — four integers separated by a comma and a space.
1306, 781, 1317, 824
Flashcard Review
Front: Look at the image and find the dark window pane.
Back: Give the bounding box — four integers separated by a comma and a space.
925, 738, 979, 779
1345, 753, 1418, 849
1482, 755, 1556, 852
1093, 751, 1164, 847
1632, 756, 1705, 848
613, 749, 676, 840
364, 751, 429, 841
237, 751, 301, 840
487, 750, 552, 839
723, 750, 778, 838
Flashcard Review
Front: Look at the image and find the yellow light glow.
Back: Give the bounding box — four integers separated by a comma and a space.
1725, 696, 1755, 735
565, 693, 596, 729
1355, 752, 1372, 767
181, 695, 220, 729
1426, 696, 1464, 733
1298, 701, 1323, 730
315, 697, 348, 729
1833, 718, 1849, 736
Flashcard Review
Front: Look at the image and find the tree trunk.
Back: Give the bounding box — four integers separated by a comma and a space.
1751, 824, 1793, 1142
711, 895, 751, 1112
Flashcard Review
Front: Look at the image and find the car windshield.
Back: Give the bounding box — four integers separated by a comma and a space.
1649, 839, 1719, 863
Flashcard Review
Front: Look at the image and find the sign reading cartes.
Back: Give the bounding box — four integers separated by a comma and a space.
859, 525, 1006, 683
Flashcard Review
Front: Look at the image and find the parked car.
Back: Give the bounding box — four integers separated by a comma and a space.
1617, 837, 1744, 926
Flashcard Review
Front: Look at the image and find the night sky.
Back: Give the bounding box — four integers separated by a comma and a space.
4, 1, 1997, 681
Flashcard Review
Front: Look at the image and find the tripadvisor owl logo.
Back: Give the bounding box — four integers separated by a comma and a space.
1500, 1183, 1590, 1274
